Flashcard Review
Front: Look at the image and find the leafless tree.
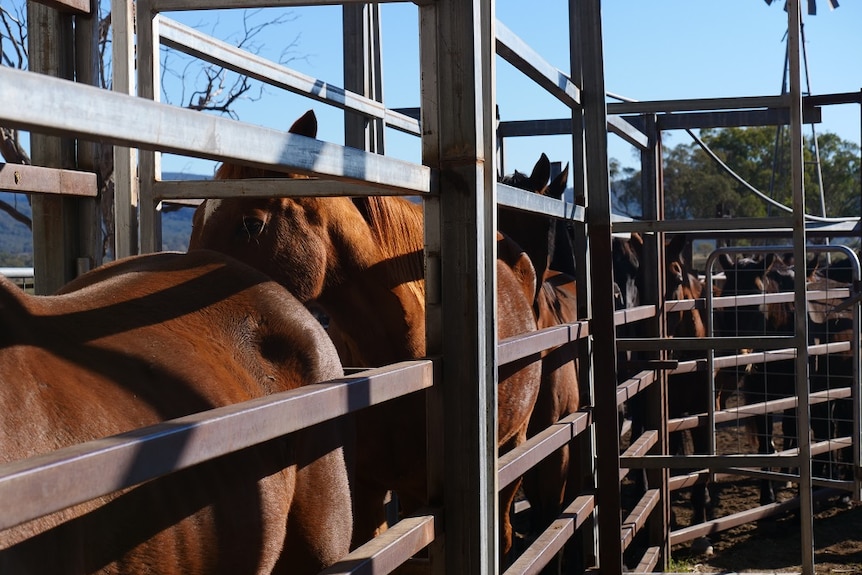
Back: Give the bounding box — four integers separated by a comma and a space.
0, 2, 303, 257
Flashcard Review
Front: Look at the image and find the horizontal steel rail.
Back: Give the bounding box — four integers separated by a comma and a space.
498, 182, 584, 222
0, 360, 432, 532
616, 370, 658, 407
495, 20, 580, 110
30, 0, 90, 14
669, 487, 844, 547
666, 386, 852, 434
607, 94, 789, 115
498, 410, 592, 489
502, 495, 595, 575
666, 288, 853, 313
668, 342, 853, 376
0, 163, 97, 197
621, 488, 660, 549
152, 0, 407, 11
498, 321, 589, 366
158, 16, 421, 137
0, 67, 431, 195
320, 511, 438, 575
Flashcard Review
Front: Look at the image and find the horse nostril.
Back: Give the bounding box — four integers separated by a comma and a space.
242, 216, 265, 237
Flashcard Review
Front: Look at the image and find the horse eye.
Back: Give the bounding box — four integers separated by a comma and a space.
241, 216, 266, 237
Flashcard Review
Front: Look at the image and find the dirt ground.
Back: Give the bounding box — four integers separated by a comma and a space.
622, 414, 862, 574
665, 479, 862, 574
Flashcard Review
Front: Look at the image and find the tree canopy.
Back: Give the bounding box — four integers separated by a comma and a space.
612, 126, 861, 223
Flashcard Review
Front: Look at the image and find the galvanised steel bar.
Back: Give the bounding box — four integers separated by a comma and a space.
0, 360, 433, 532
0, 163, 96, 197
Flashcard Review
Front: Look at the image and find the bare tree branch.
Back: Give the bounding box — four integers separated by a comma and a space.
0, 127, 30, 165
0, 3, 27, 70
0, 199, 32, 229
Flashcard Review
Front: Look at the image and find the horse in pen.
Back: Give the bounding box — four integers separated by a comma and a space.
0, 250, 352, 574
499, 155, 584, 572
188, 109, 544, 561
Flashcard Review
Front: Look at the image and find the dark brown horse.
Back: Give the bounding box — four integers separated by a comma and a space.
188, 110, 542, 557
0, 250, 351, 574
718, 251, 854, 505
499, 157, 581, 552
663, 235, 720, 531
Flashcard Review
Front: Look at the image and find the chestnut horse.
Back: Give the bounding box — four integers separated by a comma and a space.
0, 250, 351, 574
188, 110, 542, 557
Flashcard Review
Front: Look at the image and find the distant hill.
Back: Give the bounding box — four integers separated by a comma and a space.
0, 173, 205, 266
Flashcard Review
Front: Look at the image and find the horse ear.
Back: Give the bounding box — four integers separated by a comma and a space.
666, 234, 687, 260
289, 110, 318, 138
544, 163, 569, 200
526, 154, 551, 192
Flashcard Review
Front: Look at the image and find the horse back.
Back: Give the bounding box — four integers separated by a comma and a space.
0, 250, 350, 574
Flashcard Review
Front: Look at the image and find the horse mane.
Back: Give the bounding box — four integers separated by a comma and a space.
215, 162, 311, 180
354, 196, 426, 301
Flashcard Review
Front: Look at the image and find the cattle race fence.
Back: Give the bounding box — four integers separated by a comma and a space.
1, 0, 861, 574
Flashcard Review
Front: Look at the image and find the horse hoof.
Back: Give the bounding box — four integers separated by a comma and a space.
691, 536, 714, 556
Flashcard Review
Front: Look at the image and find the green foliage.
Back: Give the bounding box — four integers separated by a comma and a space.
611, 127, 861, 222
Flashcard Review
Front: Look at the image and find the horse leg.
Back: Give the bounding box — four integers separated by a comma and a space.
278, 423, 353, 573
756, 410, 778, 506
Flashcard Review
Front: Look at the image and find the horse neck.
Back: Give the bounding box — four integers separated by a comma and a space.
319, 197, 427, 366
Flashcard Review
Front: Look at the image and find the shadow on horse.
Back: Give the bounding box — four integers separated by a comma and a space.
0, 250, 351, 574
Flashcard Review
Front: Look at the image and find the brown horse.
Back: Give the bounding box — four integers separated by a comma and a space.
663, 235, 720, 533
0, 250, 351, 574
499, 157, 581, 547
188, 110, 542, 557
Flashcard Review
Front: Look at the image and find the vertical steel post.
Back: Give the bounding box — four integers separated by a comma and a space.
576, 1, 623, 574
420, 0, 498, 572
787, 1, 815, 573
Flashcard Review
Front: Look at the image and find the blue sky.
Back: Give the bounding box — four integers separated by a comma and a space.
161, 1, 861, 181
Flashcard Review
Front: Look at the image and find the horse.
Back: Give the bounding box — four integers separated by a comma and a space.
715, 252, 815, 506
656, 235, 734, 546
499, 157, 582, 568
187, 109, 543, 559
808, 268, 857, 486
0, 249, 351, 574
